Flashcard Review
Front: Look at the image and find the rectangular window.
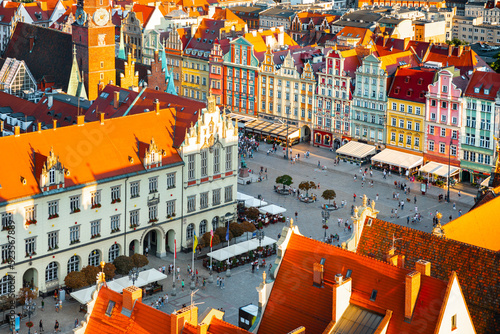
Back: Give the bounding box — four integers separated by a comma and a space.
188, 154, 195, 180
406, 135, 412, 145
201, 150, 208, 177
187, 195, 196, 212
408, 105, 413, 114
442, 101, 447, 108
414, 137, 419, 147
167, 172, 176, 189
212, 188, 221, 206
1, 244, 8, 263
1, 212, 13, 230
440, 128, 446, 137
48, 200, 58, 218
213, 148, 220, 174
431, 113, 436, 120
148, 205, 158, 222
91, 220, 101, 238
441, 114, 447, 122
452, 130, 458, 139
429, 140, 434, 151
415, 123, 420, 132
451, 314, 457, 330
149, 177, 158, 193
391, 118, 396, 126
48, 231, 58, 250
25, 206, 36, 223
166, 200, 176, 217
415, 107, 421, 115
111, 215, 120, 232
399, 134, 404, 143
399, 120, 404, 128
130, 182, 140, 198
200, 192, 209, 209
130, 209, 140, 227
392, 102, 397, 110
407, 121, 412, 130
391, 132, 396, 141
224, 185, 233, 203
451, 145, 457, 156
439, 143, 446, 154
70, 226, 80, 243
111, 186, 120, 202
226, 147, 232, 171
399, 104, 405, 112
25, 237, 36, 256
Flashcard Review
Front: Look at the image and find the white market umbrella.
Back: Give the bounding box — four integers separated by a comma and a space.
244, 198, 268, 207
259, 204, 286, 215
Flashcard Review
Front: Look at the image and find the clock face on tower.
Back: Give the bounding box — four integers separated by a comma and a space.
75, 7, 87, 26
93, 8, 109, 26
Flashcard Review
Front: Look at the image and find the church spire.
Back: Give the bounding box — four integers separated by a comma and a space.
67, 45, 88, 100
165, 66, 177, 95
160, 40, 167, 75
118, 27, 126, 60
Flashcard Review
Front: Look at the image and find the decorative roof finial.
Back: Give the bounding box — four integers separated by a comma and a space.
290, 218, 293, 228
262, 271, 266, 283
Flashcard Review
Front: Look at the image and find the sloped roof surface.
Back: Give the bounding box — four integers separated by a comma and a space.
464, 70, 500, 101
85, 286, 172, 333
357, 218, 500, 334
5, 22, 72, 91
208, 317, 252, 334
388, 68, 435, 103
0, 105, 181, 203
258, 231, 448, 334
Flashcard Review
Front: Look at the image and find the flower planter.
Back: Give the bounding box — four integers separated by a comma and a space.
26, 220, 37, 225
48, 213, 59, 219
111, 198, 121, 204
91, 204, 102, 209
71, 208, 81, 213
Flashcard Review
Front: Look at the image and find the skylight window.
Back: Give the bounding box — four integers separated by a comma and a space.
345, 269, 352, 279
370, 290, 378, 301
105, 301, 116, 317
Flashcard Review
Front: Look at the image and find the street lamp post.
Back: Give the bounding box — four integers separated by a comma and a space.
129, 267, 139, 285
276, 114, 290, 161
257, 228, 265, 249
23, 294, 36, 334
321, 209, 330, 242
447, 138, 452, 203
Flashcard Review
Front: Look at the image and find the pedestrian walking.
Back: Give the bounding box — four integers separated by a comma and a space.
221, 278, 225, 289
453, 203, 456, 210
59, 299, 62, 311
74, 318, 79, 328
407, 216, 410, 225
181, 280, 185, 291
39, 319, 44, 332
458, 191, 461, 197
41, 299, 44, 311
295, 211, 298, 221
415, 206, 418, 213
145, 246, 149, 257
458, 209, 462, 216
353, 193, 356, 202
216, 276, 220, 286
55, 300, 59, 312
376, 193, 379, 201
317, 183, 320, 189
395, 208, 398, 218
318, 161, 321, 168
54, 320, 60, 333
414, 195, 417, 204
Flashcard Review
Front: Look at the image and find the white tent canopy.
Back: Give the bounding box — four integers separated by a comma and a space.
244, 197, 268, 207
70, 269, 168, 304
336, 141, 376, 159
371, 148, 423, 169
207, 236, 276, 262
419, 161, 460, 178
259, 204, 286, 215
237, 192, 253, 201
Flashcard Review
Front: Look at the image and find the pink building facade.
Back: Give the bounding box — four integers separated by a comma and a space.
424, 68, 465, 168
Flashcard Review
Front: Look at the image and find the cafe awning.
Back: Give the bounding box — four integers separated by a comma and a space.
244, 197, 268, 207
259, 204, 287, 215
70, 269, 168, 304
419, 161, 460, 178
227, 113, 257, 124
245, 120, 300, 140
237, 192, 253, 201
371, 149, 423, 169
336, 141, 376, 159
207, 236, 277, 262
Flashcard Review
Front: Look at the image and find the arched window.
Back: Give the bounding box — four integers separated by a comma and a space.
0, 275, 12, 296
199, 220, 207, 235
88, 249, 101, 266
67, 255, 80, 274
186, 223, 194, 239
45, 262, 58, 282
212, 217, 219, 230
109, 244, 120, 262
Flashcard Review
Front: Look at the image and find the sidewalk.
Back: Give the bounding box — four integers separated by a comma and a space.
258, 141, 477, 207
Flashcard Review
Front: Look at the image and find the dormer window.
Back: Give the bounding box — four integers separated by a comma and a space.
404, 76, 410, 83
474, 87, 480, 93
39, 147, 66, 191
484, 89, 490, 95
49, 169, 56, 184
394, 88, 400, 94
417, 78, 423, 85
142, 138, 163, 169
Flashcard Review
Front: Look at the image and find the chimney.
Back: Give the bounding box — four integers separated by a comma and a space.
170, 306, 199, 333
99, 112, 105, 124
98, 81, 105, 94
448, 44, 453, 57
278, 28, 284, 47
383, 35, 389, 47
415, 259, 431, 276
37, 122, 41, 132
114, 91, 120, 108
0, 120, 3, 133
312, 262, 324, 287
197, 323, 208, 334
403, 37, 410, 50
14, 126, 20, 137
405, 271, 421, 320
47, 94, 53, 109
76, 115, 85, 126
122, 286, 142, 313
53, 119, 57, 130
457, 45, 464, 57
384, 248, 395, 263
154, 99, 160, 115
332, 274, 351, 323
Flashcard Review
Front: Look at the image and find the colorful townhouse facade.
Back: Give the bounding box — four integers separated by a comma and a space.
461, 71, 500, 184
386, 68, 435, 155
208, 40, 224, 106
257, 47, 317, 142
313, 49, 355, 149
424, 67, 465, 168
222, 36, 259, 115
351, 54, 388, 147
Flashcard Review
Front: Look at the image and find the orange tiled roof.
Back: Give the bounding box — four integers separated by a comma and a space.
243, 30, 297, 53
335, 26, 373, 46
388, 67, 435, 103
258, 231, 449, 334
131, 4, 155, 27
0, 106, 182, 203
208, 317, 252, 334
357, 218, 500, 334
85, 286, 171, 333
443, 195, 500, 251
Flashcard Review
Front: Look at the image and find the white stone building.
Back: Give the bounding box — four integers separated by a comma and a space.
0, 96, 238, 295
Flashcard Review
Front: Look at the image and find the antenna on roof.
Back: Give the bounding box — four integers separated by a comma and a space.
189, 289, 204, 322
391, 233, 402, 252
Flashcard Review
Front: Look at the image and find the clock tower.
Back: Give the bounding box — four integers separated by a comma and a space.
72, 0, 115, 101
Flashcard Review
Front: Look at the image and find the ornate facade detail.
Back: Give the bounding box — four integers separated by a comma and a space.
143, 137, 163, 169
39, 147, 66, 190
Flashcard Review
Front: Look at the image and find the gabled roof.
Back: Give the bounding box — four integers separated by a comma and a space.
0, 103, 182, 203
86, 85, 204, 148
131, 4, 155, 27
208, 317, 252, 334
443, 195, 500, 251
258, 231, 449, 334
357, 218, 500, 334
464, 70, 500, 101
388, 68, 435, 103
242, 29, 297, 53
185, 19, 225, 58
378, 50, 420, 76
5, 22, 72, 91
0, 2, 20, 24
423, 44, 486, 75
24, 3, 51, 22
335, 26, 373, 46
85, 286, 172, 333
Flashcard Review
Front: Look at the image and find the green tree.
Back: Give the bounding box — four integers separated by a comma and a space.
276, 174, 293, 190
298, 181, 317, 197
113, 256, 134, 275
81, 265, 101, 285
245, 207, 260, 221
321, 189, 337, 204
215, 226, 233, 242
240, 221, 256, 232
229, 222, 245, 238
131, 253, 149, 268
491, 51, 500, 73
